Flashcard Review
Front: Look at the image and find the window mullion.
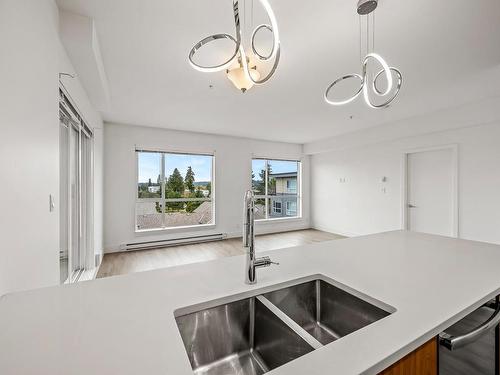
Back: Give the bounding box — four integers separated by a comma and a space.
265, 160, 269, 219
161, 153, 166, 228
298, 161, 301, 217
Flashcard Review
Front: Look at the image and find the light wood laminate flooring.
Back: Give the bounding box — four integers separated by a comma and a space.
97, 229, 344, 278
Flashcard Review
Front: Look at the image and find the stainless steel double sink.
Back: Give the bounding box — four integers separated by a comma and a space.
175, 275, 395, 375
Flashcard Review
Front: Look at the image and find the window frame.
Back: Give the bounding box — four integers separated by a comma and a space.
252, 158, 302, 221
135, 149, 215, 232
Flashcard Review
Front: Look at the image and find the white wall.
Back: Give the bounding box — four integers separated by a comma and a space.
0, 0, 60, 296
304, 97, 500, 155
0, 0, 103, 297
103, 123, 309, 252
310, 122, 500, 245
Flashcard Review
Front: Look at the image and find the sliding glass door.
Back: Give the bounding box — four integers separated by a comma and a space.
59, 119, 69, 283
59, 90, 93, 284
69, 124, 81, 281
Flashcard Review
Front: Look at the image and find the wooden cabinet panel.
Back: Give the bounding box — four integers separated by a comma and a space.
378, 338, 437, 375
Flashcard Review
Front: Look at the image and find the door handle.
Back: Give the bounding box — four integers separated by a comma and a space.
408, 204, 417, 208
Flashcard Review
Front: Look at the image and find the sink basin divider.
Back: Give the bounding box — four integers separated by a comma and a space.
255, 295, 324, 350
315, 280, 321, 323
249, 297, 255, 349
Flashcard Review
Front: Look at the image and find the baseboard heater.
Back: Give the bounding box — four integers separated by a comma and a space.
121, 233, 227, 252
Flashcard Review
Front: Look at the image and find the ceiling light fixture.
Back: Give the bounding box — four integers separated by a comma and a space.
226, 58, 261, 93
324, 0, 402, 109
188, 0, 280, 93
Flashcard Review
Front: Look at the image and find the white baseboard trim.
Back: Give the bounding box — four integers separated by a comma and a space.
104, 245, 121, 254
257, 223, 311, 236
225, 231, 241, 239
226, 223, 311, 239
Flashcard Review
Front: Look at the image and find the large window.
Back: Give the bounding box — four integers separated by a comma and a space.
136, 150, 214, 231
252, 158, 301, 220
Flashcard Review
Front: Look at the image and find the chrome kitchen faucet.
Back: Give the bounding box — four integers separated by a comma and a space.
243, 190, 278, 284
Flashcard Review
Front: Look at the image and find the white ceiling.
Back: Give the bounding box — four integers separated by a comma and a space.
56, 0, 500, 143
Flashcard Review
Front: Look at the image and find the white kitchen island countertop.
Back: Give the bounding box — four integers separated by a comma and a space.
2, 230, 500, 375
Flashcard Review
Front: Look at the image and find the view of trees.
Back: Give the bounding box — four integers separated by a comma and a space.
137, 174, 162, 198
137, 165, 211, 213
185, 166, 195, 193
252, 164, 276, 195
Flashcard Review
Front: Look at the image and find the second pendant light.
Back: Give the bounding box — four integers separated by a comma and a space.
324, 0, 402, 109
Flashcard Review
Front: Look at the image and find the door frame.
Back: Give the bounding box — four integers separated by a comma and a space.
59, 86, 95, 283
400, 144, 459, 237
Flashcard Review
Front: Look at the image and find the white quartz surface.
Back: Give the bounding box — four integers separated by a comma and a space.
2, 231, 500, 374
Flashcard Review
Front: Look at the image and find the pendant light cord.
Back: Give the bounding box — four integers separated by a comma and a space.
244, 0, 247, 43
367, 13, 369, 55
359, 15, 362, 64
251, 0, 254, 31
245, 0, 254, 45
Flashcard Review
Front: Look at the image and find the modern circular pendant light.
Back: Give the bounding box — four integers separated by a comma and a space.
188, 0, 280, 92
325, 0, 402, 109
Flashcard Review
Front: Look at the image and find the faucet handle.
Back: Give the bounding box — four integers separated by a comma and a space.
255, 256, 279, 268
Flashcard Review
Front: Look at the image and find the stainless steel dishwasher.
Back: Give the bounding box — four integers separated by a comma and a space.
439, 297, 500, 375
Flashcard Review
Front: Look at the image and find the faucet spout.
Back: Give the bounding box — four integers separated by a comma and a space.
243, 190, 278, 284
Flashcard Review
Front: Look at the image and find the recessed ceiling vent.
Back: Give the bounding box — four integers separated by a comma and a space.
357, 0, 378, 15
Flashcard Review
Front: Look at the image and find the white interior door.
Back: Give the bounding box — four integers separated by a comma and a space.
407, 148, 456, 237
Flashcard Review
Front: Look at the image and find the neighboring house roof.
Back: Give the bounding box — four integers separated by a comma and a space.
269, 172, 297, 179
136, 202, 159, 215
194, 201, 211, 215
136, 201, 213, 230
